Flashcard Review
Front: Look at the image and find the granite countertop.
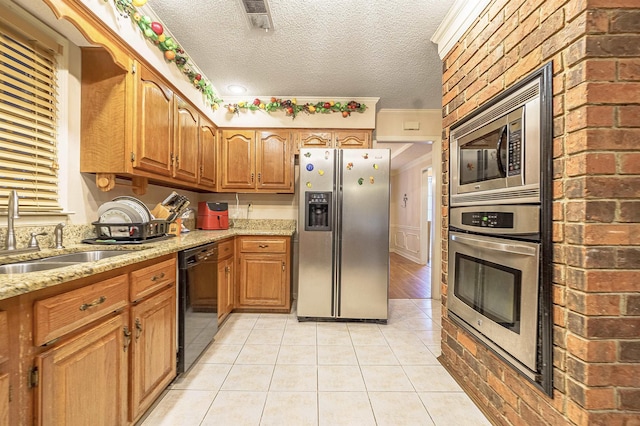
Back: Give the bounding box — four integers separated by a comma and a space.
0, 220, 296, 301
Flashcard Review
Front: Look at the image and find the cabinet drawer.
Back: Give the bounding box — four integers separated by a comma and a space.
239, 237, 287, 253
130, 258, 176, 302
218, 238, 235, 259
34, 274, 128, 346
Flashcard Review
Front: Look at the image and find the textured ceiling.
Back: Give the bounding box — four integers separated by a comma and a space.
149, 0, 453, 111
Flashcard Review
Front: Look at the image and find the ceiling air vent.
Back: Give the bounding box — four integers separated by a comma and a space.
240, 0, 274, 31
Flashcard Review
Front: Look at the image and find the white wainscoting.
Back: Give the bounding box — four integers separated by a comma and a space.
390, 224, 422, 263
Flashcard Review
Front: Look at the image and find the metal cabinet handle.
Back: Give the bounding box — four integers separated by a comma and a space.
259, 244, 269, 248
251, 172, 254, 182
135, 318, 143, 341
282, 261, 285, 271
79, 296, 106, 311
258, 172, 261, 182
151, 272, 166, 282
123, 326, 132, 352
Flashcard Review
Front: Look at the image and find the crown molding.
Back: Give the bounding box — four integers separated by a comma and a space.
430, 0, 489, 60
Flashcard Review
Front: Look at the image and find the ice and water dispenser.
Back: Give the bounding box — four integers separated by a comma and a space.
304, 192, 332, 231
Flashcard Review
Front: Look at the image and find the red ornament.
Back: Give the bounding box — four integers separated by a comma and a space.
195, 74, 202, 81
323, 102, 331, 109
253, 98, 261, 106
151, 22, 164, 35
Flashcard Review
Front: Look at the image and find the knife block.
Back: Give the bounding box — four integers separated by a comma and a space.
151, 204, 181, 235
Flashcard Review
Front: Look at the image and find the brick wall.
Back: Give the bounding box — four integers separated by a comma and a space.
439, 1, 640, 425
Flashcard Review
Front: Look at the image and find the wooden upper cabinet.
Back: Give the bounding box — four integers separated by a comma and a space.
173, 97, 199, 183
198, 119, 217, 190
298, 130, 332, 151
257, 130, 293, 191
133, 65, 174, 177
219, 130, 255, 190
295, 129, 372, 153
219, 129, 294, 193
335, 130, 371, 149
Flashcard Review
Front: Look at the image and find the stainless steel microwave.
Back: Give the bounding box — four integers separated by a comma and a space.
450, 78, 542, 206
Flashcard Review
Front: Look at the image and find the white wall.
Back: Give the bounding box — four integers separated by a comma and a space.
390, 154, 432, 264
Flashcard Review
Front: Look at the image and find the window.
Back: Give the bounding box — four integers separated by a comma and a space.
0, 15, 61, 212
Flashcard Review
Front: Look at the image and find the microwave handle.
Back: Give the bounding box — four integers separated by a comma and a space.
495, 125, 508, 178
450, 233, 537, 256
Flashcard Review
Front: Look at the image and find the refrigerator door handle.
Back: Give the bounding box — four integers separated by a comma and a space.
335, 149, 343, 317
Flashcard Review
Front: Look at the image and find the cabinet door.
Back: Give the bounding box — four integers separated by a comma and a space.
0, 373, 7, 426
335, 130, 371, 149
238, 253, 288, 308
219, 130, 255, 190
134, 65, 174, 176
199, 120, 217, 189
130, 287, 176, 422
298, 130, 332, 150
173, 97, 199, 183
34, 313, 129, 426
217, 257, 234, 323
256, 131, 293, 192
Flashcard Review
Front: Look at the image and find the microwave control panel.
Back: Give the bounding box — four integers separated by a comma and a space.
461, 211, 514, 229
507, 118, 522, 177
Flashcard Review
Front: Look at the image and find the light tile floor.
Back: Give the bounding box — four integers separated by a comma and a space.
142, 299, 491, 426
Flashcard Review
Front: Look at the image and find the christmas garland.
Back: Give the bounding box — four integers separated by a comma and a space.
225, 98, 367, 119
105, 0, 223, 109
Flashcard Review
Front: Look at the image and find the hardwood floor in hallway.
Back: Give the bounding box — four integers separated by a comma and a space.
389, 252, 432, 299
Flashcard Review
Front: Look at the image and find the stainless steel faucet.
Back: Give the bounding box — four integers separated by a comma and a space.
4, 190, 19, 251
54, 222, 65, 249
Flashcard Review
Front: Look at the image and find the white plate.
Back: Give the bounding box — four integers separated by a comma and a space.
99, 208, 134, 224
113, 196, 151, 223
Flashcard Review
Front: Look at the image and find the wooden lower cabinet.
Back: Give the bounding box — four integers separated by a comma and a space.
217, 256, 234, 323
236, 236, 291, 312
130, 286, 176, 423
34, 312, 129, 426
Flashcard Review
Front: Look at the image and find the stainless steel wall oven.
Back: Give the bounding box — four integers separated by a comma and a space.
448, 63, 554, 396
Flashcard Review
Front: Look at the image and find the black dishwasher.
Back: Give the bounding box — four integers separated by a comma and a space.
177, 242, 218, 374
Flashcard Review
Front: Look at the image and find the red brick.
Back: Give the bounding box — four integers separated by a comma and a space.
620, 201, 640, 222
586, 34, 640, 57
505, 46, 543, 86
567, 290, 622, 315
619, 388, 640, 410
585, 176, 640, 198
586, 317, 640, 339
566, 333, 617, 362
588, 412, 640, 426
583, 270, 640, 292
619, 105, 640, 127
610, 10, 640, 33
566, 105, 615, 131
487, 371, 519, 408
619, 153, 640, 174
566, 399, 589, 426
565, 152, 616, 176
568, 358, 640, 387
567, 378, 617, 409
625, 294, 640, 316
585, 82, 640, 104
565, 128, 640, 152
620, 341, 640, 362
587, 0, 640, 7
619, 58, 640, 80
582, 224, 640, 245
456, 329, 478, 356
585, 9, 609, 33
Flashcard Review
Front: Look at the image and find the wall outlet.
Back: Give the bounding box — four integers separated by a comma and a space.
247, 203, 253, 212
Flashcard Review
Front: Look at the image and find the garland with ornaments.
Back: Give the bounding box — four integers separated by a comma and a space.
104, 1, 367, 119
104, 0, 223, 109
225, 98, 367, 119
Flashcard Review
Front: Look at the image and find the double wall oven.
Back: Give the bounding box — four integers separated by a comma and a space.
448, 63, 553, 394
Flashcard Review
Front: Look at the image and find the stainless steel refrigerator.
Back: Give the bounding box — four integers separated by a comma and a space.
297, 148, 390, 322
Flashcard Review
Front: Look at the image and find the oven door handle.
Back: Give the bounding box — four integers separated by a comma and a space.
451, 233, 537, 256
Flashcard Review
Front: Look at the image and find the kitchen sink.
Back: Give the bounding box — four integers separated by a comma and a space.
0, 262, 77, 274
39, 250, 130, 263
0, 250, 133, 274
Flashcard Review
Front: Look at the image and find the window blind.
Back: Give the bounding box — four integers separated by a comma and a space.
0, 21, 60, 212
